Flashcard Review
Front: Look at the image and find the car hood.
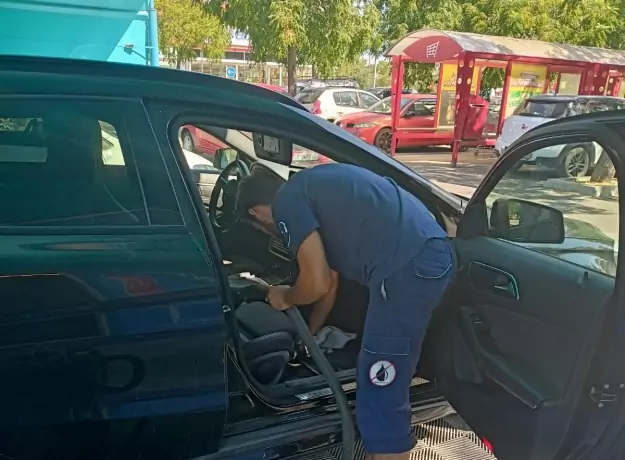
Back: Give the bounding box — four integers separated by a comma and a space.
337, 111, 389, 124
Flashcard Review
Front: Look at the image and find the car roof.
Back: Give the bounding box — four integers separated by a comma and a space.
527, 94, 625, 103
0, 55, 305, 111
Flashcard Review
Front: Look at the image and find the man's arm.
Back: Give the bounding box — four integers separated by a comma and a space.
307, 270, 339, 334
283, 230, 333, 307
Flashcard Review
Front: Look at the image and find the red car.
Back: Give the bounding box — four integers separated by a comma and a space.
335, 94, 493, 153
180, 83, 292, 159
334, 94, 438, 153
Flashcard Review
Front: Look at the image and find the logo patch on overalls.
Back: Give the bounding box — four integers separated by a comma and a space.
278, 221, 290, 246
369, 360, 396, 387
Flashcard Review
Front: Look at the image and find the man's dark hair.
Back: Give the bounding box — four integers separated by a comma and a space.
235, 171, 283, 220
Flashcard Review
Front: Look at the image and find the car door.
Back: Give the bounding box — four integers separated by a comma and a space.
399, 100, 436, 131
426, 115, 624, 460
0, 93, 229, 459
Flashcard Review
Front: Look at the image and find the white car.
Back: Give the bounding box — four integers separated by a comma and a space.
495, 95, 625, 177
294, 87, 380, 122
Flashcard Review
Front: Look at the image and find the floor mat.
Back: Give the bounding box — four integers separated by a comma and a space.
285, 415, 496, 460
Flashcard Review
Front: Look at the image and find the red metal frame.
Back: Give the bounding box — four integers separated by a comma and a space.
387, 31, 625, 166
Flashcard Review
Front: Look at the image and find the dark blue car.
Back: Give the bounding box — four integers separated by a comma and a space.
0, 55, 622, 460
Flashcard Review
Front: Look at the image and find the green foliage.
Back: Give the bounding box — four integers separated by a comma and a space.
201, 0, 381, 80
157, 0, 230, 68
318, 58, 391, 89
375, 0, 625, 91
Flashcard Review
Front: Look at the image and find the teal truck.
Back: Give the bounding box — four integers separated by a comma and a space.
0, 0, 159, 66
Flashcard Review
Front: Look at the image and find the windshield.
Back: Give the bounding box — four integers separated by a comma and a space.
368, 97, 413, 114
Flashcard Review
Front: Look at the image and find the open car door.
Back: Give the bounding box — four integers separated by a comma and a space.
427, 113, 625, 460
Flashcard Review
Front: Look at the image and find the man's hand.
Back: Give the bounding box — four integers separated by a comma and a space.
267, 285, 293, 311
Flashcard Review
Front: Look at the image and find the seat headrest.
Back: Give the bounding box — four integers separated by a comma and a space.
43, 113, 103, 178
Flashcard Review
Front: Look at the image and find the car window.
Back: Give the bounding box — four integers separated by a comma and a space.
368, 97, 413, 114
585, 100, 625, 113
406, 102, 434, 116
333, 91, 359, 108
485, 143, 619, 277
513, 99, 569, 118
359, 93, 379, 109
0, 99, 181, 227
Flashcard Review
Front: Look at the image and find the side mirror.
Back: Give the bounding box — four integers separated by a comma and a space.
490, 198, 565, 244
213, 148, 238, 170
402, 110, 416, 118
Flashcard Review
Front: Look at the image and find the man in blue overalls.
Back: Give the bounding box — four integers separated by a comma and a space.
236, 163, 455, 460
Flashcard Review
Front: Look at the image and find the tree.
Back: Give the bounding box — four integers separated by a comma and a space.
202, 0, 381, 95
375, 0, 625, 92
317, 58, 391, 89
157, 0, 230, 69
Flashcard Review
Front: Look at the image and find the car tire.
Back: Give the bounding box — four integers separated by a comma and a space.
557, 144, 592, 178
181, 129, 196, 153
374, 128, 392, 155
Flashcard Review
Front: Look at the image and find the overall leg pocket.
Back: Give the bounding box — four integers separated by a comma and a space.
413, 239, 454, 279
357, 334, 417, 453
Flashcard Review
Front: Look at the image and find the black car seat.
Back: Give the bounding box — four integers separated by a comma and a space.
236, 301, 298, 337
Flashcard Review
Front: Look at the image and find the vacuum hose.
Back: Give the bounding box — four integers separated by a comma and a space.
284, 308, 355, 460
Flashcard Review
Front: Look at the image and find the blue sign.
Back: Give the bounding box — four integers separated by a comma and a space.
226, 66, 236, 79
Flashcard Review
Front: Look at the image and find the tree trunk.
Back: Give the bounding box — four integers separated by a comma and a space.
311, 63, 317, 79
287, 46, 297, 96
590, 151, 616, 183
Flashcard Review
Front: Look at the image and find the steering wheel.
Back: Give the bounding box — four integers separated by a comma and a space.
209, 159, 250, 230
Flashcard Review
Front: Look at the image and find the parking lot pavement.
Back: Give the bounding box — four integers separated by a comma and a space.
397, 151, 619, 241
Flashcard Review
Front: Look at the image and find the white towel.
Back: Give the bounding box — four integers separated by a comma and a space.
314, 326, 356, 354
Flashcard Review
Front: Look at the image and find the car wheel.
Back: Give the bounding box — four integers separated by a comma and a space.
181, 130, 196, 153
374, 128, 392, 155
557, 145, 591, 178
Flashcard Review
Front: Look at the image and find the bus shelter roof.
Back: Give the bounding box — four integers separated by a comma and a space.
385, 29, 625, 68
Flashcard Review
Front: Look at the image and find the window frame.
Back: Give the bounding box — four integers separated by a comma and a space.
463, 123, 622, 278
0, 95, 184, 233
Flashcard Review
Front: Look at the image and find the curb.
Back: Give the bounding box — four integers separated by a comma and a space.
544, 178, 618, 200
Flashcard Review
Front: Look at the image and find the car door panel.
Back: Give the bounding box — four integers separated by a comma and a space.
433, 236, 614, 460
427, 117, 625, 460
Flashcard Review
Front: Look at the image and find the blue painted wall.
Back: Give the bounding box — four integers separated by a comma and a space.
0, 0, 155, 65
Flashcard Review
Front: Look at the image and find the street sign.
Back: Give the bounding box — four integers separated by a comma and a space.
226, 66, 236, 79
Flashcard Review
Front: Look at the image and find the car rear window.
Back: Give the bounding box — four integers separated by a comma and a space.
295, 89, 324, 104
513, 99, 569, 118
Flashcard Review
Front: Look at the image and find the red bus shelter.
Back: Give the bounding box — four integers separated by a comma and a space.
385, 29, 625, 165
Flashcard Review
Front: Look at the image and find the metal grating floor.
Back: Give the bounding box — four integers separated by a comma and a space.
287, 415, 496, 460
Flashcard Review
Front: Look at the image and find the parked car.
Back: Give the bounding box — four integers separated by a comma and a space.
294, 87, 380, 122
366, 87, 415, 99
0, 55, 623, 460
334, 94, 438, 153
495, 95, 625, 177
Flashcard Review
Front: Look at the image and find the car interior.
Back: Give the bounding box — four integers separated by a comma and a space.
176, 115, 624, 460
181, 125, 381, 398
